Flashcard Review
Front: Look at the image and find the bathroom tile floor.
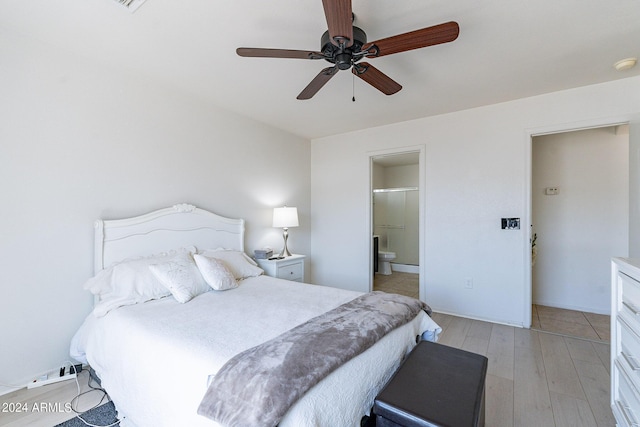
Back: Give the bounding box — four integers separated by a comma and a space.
373, 271, 419, 299
531, 304, 610, 343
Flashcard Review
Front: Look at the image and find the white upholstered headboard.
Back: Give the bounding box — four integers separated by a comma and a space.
94, 203, 245, 273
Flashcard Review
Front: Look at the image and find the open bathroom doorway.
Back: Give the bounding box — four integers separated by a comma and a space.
369, 148, 424, 300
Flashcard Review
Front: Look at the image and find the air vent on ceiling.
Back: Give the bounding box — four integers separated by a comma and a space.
113, 0, 148, 12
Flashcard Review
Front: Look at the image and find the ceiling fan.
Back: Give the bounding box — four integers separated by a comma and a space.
236, 0, 459, 100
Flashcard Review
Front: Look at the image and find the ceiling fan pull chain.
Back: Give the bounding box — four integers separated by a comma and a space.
352, 73, 356, 102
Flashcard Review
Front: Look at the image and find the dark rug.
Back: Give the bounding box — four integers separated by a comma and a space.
54, 401, 119, 427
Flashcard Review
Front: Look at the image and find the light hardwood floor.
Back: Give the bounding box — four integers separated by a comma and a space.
432, 311, 614, 427
0, 370, 106, 427
375, 272, 614, 426
375, 271, 611, 342
0, 313, 615, 427
1, 314, 615, 427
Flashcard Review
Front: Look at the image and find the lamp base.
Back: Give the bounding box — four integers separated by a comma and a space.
279, 228, 292, 257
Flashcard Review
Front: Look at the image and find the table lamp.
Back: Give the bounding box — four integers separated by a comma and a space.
273, 206, 299, 257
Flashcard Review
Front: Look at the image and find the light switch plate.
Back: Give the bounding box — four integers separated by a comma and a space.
545, 187, 559, 195
501, 218, 520, 230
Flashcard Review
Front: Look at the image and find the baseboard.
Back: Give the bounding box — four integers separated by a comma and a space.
0, 385, 22, 397
533, 300, 610, 315
432, 308, 526, 329
391, 263, 419, 274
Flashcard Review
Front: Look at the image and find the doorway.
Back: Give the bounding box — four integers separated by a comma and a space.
369, 149, 424, 300
530, 125, 629, 337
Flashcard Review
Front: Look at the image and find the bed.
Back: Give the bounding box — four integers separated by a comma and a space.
70, 204, 441, 427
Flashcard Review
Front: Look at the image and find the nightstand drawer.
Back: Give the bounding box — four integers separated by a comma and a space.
255, 254, 305, 283
277, 263, 303, 281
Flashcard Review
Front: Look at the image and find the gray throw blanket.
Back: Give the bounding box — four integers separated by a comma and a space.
197, 291, 430, 427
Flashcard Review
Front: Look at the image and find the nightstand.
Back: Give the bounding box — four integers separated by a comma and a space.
256, 254, 305, 282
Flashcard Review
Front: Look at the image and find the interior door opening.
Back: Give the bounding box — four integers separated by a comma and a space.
370, 151, 423, 300
529, 124, 629, 338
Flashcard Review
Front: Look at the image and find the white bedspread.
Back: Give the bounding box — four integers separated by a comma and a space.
71, 276, 441, 427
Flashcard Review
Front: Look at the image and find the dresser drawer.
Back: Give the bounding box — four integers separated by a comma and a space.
622, 272, 640, 320
614, 361, 640, 427
618, 317, 640, 387
277, 263, 303, 281
612, 259, 640, 427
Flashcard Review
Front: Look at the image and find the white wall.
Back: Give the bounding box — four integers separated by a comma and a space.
372, 163, 385, 190
532, 127, 629, 314
0, 30, 310, 393
383, 164, 419, 188
310, 76, 640, 327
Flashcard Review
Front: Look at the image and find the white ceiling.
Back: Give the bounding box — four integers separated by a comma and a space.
2, 0, 639, 139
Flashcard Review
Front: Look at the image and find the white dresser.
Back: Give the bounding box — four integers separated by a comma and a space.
611, 257, 640, 427
255, 254, 305, 282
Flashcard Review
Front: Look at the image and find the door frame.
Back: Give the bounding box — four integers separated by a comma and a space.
523, 115, 632, 327
367, 145, 426, 300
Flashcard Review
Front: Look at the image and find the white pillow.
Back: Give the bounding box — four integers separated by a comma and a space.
149, 252, 210, 303
198, 249, 263, 280
85, 247, 195, 317
193, 254, 238, 291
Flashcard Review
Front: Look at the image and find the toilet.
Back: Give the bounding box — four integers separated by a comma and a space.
378, 251, 396, 275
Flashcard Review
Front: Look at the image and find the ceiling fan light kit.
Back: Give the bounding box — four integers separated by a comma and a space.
320, 25, 368, 70
236, 0, 459, 100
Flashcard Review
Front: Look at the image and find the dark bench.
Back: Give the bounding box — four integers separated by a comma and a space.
371, 340, 488, 427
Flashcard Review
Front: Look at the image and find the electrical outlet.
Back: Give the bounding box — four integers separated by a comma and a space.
464, 278, 473, 289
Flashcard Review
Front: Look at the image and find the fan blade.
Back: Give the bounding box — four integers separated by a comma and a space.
237, 48, 324, 60
322, 0, 353, 47
297, 66, 340, 100
364, 21, 459, 58
352, 63, 402, 95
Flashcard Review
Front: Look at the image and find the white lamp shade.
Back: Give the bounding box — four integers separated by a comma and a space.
273, 207, 299, 228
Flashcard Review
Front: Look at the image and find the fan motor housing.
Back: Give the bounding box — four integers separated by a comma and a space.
321, 26, 367, 69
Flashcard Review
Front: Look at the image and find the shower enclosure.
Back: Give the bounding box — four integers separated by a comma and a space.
373, 187, 419, 267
